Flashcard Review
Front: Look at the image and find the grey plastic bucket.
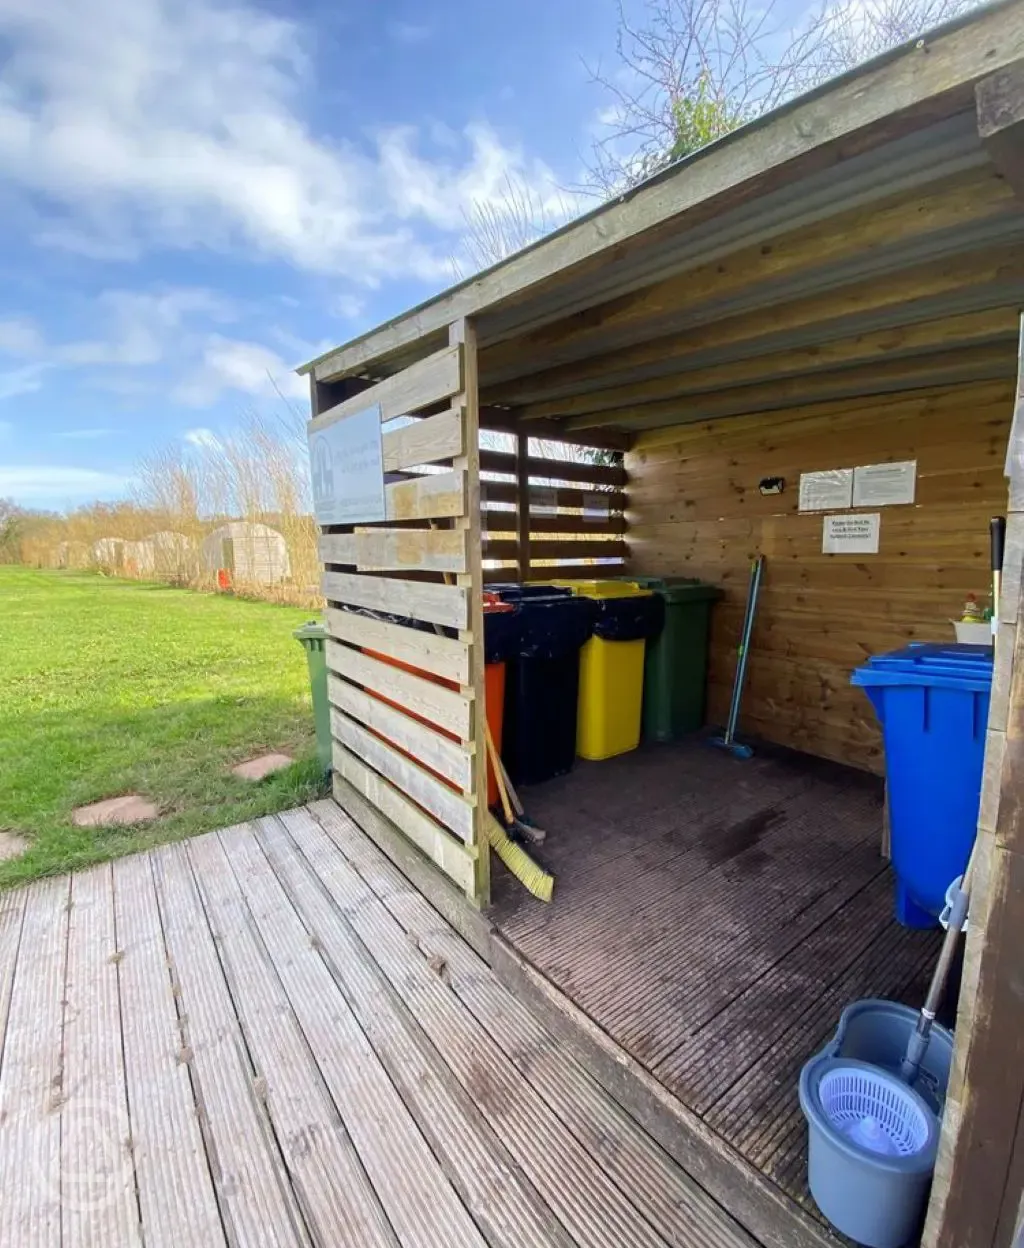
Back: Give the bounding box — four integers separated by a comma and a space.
818, 997, 954, 1114
800, 1057, 940, 1248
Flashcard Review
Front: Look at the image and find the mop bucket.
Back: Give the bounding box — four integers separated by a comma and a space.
819, 998, 954, 1114
800, 1057, 939, 1248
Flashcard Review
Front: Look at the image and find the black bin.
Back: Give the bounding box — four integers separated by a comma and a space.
498, 592, 597, 785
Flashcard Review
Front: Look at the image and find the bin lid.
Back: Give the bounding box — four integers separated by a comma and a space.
488, 582, 572, 600
614, 575, 722, 604
551, 578, 652, 599
293, 619, 326, 641
851, 642, 993, 691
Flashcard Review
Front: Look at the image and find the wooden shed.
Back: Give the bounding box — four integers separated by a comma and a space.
299, 9, 1024, 1246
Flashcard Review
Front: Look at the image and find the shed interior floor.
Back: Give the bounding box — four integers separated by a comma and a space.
490, 739, 944, 1224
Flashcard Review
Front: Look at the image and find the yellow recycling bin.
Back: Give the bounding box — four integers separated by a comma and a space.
549, 580, 666, 760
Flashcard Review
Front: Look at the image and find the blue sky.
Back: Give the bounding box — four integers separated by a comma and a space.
0, 0, 633, 509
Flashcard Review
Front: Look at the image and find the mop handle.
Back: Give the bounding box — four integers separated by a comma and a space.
726, 557, 763, 740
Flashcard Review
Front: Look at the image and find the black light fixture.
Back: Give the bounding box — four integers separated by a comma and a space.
758, 477, 785, 496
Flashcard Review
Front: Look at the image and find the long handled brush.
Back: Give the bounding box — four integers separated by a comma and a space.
709, 555, 764, 760
485, 815, 554, 902
485, 724, 547, 845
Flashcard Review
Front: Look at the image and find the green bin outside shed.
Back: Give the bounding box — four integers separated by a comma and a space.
621, 577, 722, 742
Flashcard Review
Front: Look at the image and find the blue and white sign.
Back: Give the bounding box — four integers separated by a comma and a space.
309, 403, 386, 526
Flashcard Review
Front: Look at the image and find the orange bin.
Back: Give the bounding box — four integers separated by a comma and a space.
363, 595, 515, 808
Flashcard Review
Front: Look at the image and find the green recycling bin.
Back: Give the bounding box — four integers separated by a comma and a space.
624, 577, 722, 742
293, 620, 332, 773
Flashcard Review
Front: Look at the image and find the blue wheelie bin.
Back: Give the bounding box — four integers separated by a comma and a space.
852, 643, 993, 928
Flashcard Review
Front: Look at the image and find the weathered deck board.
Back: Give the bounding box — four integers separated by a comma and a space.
187, 832, 398, 1248
0, 877, 69, 1248
491, 742, 943, 1225
113, 854, 226, 1248
62, 865, 141, 1247
0, 804, 763, 1248
151, 843, 313, 1247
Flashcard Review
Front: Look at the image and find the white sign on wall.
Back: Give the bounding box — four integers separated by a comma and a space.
852, 460, 916, 508
799, 468, 854, 512
309, 404, 386, 526
823, 512, 880, 554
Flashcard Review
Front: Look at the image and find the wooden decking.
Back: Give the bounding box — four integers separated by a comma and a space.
491, 741, 944, 1230
0, 800, 758, 1248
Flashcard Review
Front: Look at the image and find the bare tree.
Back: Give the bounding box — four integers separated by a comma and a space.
453, 171, 579, 278
586, 0, 984, 194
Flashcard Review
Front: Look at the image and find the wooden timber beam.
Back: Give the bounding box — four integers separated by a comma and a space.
304, 3, 1024, 384
480, 170, 1018, 387
515, 309, 1021, 421
568, 342, 1016, 432
478, 406, 633, 451
484, 247, 1024, 407
978, 62, 1024, 204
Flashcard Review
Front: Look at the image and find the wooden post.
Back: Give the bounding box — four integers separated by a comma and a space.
923, 316, 1024, 1248
515, 430, 531, 581
450, 318, 491, 906
977, 62, 1024, 205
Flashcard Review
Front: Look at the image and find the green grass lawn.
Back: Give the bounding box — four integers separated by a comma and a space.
0, 567, 329, 887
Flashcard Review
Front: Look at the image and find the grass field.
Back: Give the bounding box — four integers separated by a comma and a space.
0, 567, 329, 887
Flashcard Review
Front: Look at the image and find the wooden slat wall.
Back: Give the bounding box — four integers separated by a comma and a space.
627, 377, 1016, 773
481, 440, 629, 582
316, 336, 487, 903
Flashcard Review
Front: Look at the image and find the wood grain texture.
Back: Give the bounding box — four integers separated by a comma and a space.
325, 606, 470, 684
383, 408, 463, 470
319, 527, 469, 575
330, 689, 473, 791
331, 711, 475, 842
333, 746, 477, 893
628, 377, 1014, 772
309, 345, 462, 428
382, 470, 467, 522
322, 570, 468, 629
327, 647, 472, 740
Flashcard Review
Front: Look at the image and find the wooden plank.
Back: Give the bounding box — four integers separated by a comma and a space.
487, 538, 628, 562
330, 690, 473, 791
319, 528, 468, 575
518, 309, 1021, 417
150, 843, 310, 1247
383, 408, 463, 470
0, 888, 26, 1073
480, 448, 627, 487
322, 570, 468, 630
978, 63, 1024, 203
306, 3, 1024, 380
252, 813, 576, 1248
274, 807, 711, 1248
0, 877, 69, 1248
516, 430, 531, 580
325, 606, 470, 684
484, 481, 627, 512
186, 833, 398, 1248
332, 711, 474, 842
62, 865, 141, 1246
309, 345, 462, 431
215, 820, 487, 1248
334, 746, 477, 894
326, 786, 494, 961
523, 561, 626, 581
112, 854, 226, 1248
485, 511, 627, 536
327, 648, 472, 740
480, 409, 633, 452
450, 318, 491, 906
381, 469, 467, 522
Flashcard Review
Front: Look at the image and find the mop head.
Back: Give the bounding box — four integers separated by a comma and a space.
486, 817, 554, 902
707, 734, 754, 760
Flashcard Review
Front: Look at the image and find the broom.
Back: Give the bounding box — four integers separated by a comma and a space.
485, 815, 554, 902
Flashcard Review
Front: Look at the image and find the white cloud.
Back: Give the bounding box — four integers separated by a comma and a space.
387, 20, 432, 44
0, 316, 45, 356
333, 293, 366, 322
184, 426, 221, 448
0, 363, 49, 401
0, 465, 127, 504
176, 336, 308, 407
0, 0, 563, 284
59, 427, 115, 439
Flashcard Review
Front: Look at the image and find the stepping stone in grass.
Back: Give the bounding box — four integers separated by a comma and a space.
232, 752, 294, 781
73, 795, 159, 827
0, 832, 27, 861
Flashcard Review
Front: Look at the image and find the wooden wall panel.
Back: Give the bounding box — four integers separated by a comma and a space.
627, 378, 1015, 772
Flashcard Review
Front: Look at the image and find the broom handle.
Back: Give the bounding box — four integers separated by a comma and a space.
725, 557, 763, 742
485, 722, 515, 827
991, 516, 1006, 620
